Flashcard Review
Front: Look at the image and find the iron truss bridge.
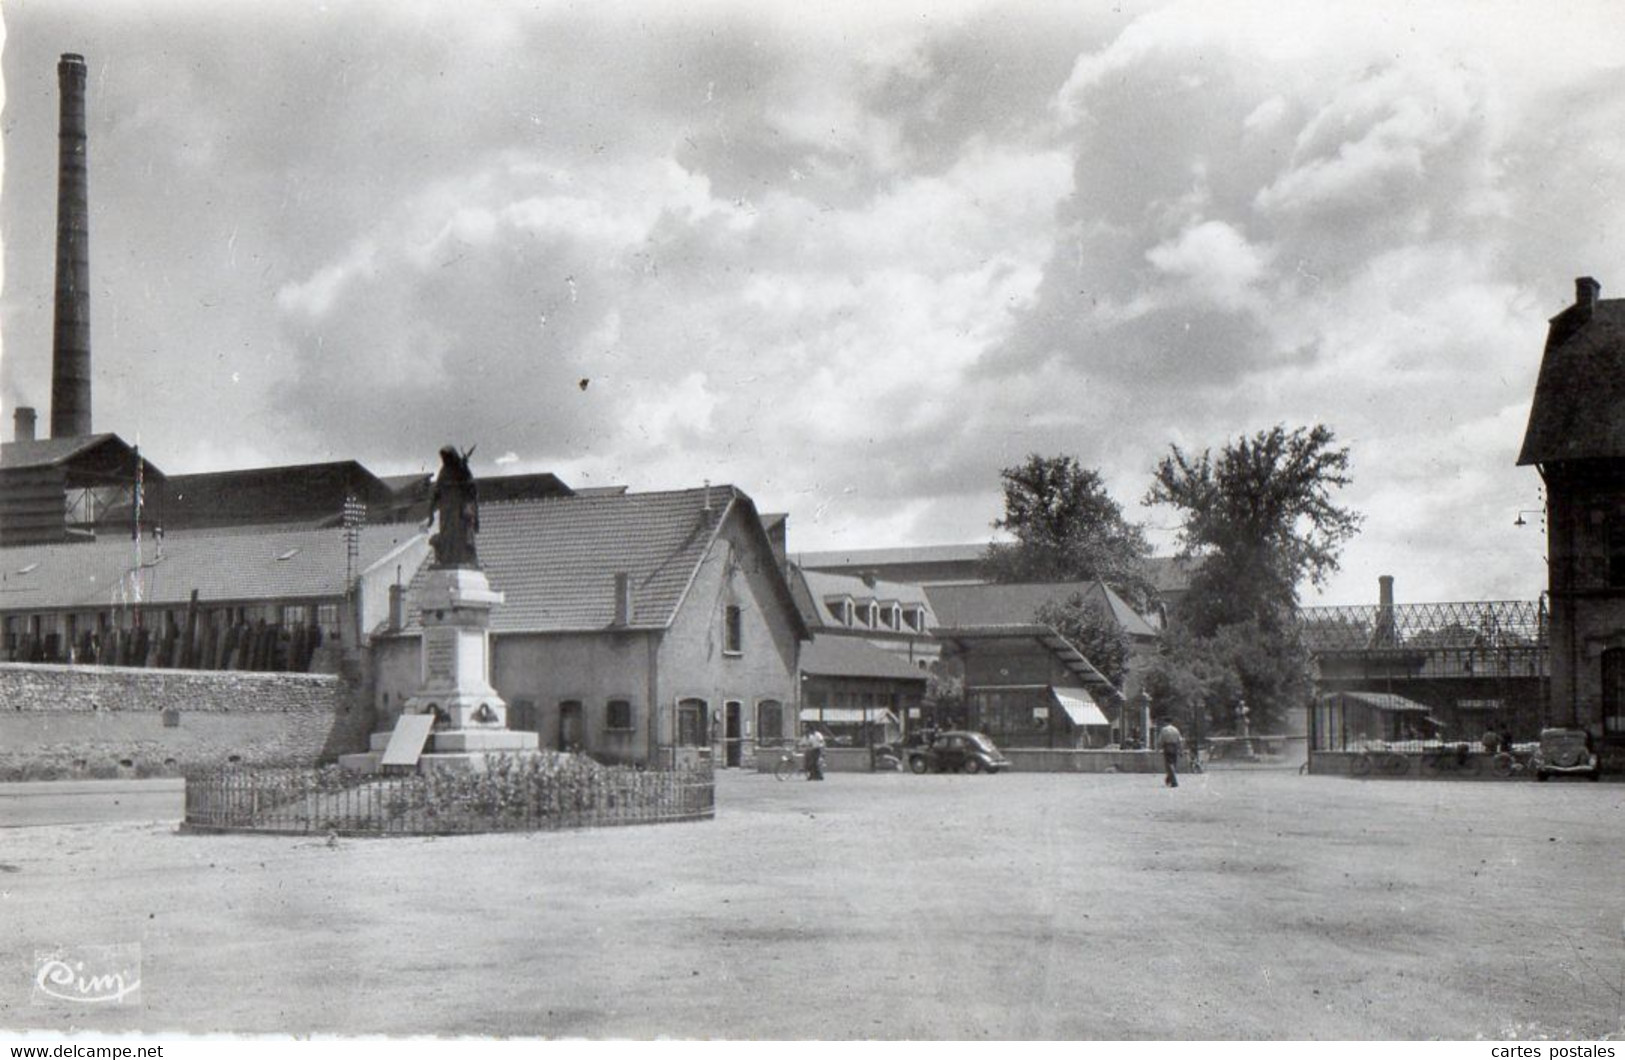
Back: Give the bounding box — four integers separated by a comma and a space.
1296, 599, 1547, 680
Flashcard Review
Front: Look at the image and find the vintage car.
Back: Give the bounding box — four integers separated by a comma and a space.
1531, 727, 1601, 782
906, 730, 1011, 775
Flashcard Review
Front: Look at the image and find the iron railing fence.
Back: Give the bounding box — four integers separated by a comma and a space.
183, 761, 715, 836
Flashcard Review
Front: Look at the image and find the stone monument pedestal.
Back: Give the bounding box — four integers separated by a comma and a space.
340, 566, 538, 774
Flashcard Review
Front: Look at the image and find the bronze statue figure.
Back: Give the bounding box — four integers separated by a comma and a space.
425, 445, 480, 568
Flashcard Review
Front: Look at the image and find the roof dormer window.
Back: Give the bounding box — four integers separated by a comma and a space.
824, 596, 854, 627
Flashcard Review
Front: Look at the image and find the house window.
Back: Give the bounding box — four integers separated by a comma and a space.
723, 605, 743, 655
281, 605, 305, 626
879, 604, 898, 630
825, 598, 852, 626
316, 604, 340, 633
852, 602, 871, 627
757, 699, 784, 743
677, 698, 709, 747
606, 699, 634, 731
1604, 649, 1625, 735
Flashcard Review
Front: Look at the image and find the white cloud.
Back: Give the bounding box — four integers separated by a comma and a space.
1145, 220, 1270, 313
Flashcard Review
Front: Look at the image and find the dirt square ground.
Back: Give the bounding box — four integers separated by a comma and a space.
2, 769, 1622, 1040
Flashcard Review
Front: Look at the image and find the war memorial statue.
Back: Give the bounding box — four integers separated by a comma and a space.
425, 444, 480, 569
340, 444, 538, 771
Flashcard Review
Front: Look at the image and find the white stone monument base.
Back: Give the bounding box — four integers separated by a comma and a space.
340, 565, 542, 774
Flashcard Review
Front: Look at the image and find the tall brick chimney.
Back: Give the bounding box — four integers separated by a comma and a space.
50, 53, 92, 439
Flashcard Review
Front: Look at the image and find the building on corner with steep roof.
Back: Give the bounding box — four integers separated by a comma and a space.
1519, 276, 1625, 759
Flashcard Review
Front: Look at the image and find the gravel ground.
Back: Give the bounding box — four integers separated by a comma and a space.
2, 769, 1622, 1040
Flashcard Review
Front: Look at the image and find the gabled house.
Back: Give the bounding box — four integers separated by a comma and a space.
372, 485, 810, 769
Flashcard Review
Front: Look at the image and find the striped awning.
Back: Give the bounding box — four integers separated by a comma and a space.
1052, 687, 1110, 727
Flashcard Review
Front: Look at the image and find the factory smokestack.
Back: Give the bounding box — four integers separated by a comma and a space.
50, 53, 92, 439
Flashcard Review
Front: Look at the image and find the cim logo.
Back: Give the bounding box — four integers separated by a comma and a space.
33, 945, 142, 1006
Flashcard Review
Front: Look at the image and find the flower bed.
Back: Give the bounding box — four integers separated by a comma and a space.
182, 753, 715, 835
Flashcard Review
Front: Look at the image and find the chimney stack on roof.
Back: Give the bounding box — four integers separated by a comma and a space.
13, 407, 37, 443
50, 53, 93, 440
613, 572, 633, 626
1576, 276, 1601, 316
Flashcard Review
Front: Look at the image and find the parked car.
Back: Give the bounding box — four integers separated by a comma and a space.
906, 730, 1011, 775
1531, 727, 1600, 782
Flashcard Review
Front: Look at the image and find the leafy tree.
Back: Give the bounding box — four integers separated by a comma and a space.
1147, 425, 1360, 630
1034, 592, 1131, 690
1144, 424, 1360, 731
983, 454, 1154, 606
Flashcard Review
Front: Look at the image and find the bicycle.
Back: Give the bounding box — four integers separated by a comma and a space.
772, 748, 803, 781
1490, 750, 1528, 778
1421, 744, 1482, 777
1349, 749, 1412, 777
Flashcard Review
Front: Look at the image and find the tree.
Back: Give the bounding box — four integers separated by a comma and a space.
1146, 424, 1361, 635
983, 454, 1154, 606
1034, 592, 1131, 690
1144, 424, 1361, 732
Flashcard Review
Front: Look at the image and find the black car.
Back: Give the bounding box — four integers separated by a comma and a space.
907, 731, 1011, 774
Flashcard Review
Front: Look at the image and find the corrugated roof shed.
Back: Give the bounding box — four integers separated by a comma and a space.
0, 523, 423, 611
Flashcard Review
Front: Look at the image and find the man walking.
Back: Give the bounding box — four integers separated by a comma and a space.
1156, 718, 1183, 788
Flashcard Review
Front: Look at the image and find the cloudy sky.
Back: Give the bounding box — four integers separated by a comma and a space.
3, 0, 1623, 606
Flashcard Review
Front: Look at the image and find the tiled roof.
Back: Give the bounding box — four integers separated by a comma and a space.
1519, 296, 1625, 465
800, 635, 929, 681
400, 486, 808, 636
0, 523, 424, 611
926, 580, 1158, 639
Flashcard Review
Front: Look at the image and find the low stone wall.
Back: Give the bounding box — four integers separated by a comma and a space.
1002, 748, 1163, 774
0, 662, 370, 780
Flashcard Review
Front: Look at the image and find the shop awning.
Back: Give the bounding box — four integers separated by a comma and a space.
801, 707, 901, 726
1052, 687, 1110, 727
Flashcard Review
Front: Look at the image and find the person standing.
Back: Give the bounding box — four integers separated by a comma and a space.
804, 727, 827, 781
1156, 718, 1183, 788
